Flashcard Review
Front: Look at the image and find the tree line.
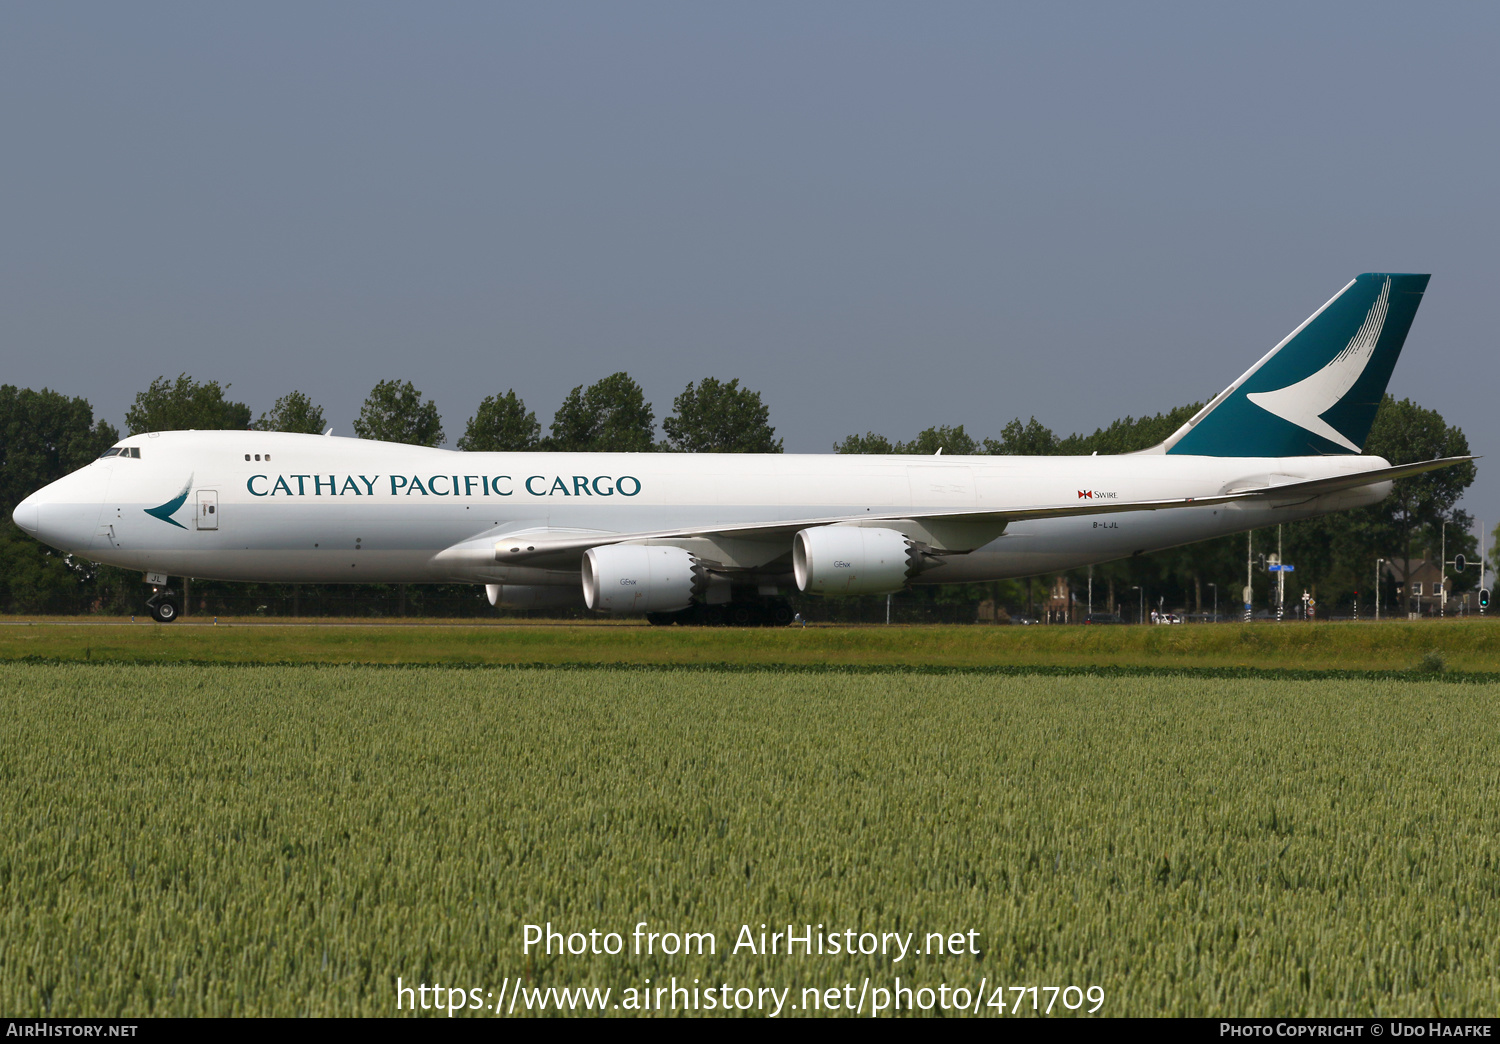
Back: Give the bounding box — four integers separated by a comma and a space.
98, 371, 783, 452
0, 375, 1482, 619
834, 398, 1478, 621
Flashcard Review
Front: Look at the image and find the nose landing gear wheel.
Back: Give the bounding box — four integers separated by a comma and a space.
146, 588, 180, 623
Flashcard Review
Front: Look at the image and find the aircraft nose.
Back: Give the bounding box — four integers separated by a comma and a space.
12, 471, 107, 552
12, 493, 39, 537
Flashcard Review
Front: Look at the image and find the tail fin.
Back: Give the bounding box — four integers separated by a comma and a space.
1161, 273, 1430, 456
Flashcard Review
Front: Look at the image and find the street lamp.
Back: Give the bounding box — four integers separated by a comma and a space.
1375, 558, 1383, 622
1208, 582, 1218, 623
1130, 585, 1143, 624
1441, 520, 1448, 619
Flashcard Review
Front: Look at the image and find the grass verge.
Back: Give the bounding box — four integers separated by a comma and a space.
1, 617, 1498, 673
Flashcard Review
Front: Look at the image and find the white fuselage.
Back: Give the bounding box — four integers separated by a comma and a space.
14, 430, 1392, 591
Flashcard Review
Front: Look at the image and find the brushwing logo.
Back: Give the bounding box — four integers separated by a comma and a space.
145, 475, 193, 529
1245, 277, 1391, 451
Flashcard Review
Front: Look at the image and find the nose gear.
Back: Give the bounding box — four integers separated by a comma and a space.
145, 587, 180, 623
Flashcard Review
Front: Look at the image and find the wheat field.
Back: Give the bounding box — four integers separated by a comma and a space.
2, 664, 1497, 1016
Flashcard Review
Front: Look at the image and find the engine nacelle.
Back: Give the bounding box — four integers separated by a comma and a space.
582, 544, 700, 613
793, 526, 916, 596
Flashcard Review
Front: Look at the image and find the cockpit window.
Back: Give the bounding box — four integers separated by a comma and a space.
99, 447, 141, 459
99, 448, 121, 458
129, 447, 141, 458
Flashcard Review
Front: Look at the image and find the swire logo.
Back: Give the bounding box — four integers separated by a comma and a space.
1077, 490, 1118, 500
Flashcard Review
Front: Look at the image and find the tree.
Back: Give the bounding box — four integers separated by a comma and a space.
835, 432, 896, 454
1361, 394, 1476, 593
457, 391, 541, 452
662, 378, 782, 453
546, 373, 655, 452
0, 386, 119, 514
837, 404, 1203, 458
125, 374, 252, 434
986, 416, 1058, 455
353, 380, 445, 446
0, 386, 119, 612
834, 425, 977, 454
256, 391, 327, 434
898, 424, 979, 455
1056, 403, 1202, 455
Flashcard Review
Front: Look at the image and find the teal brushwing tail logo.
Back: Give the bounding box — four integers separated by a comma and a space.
1162, 273, 1429, 457
145, 475, 193, 529
1245, 277, 1391, 451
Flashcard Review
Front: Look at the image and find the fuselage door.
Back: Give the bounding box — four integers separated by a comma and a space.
906, 465, 976, 510
195, 490, 219, 531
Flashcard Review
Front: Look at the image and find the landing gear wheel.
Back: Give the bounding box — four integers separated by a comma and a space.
768, 600, 794, 627
145, 587, 180, 623
727, 602, 763, 627
645, 612, 677, 627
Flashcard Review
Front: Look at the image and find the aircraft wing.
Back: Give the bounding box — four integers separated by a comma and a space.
441, 455, 1474, 568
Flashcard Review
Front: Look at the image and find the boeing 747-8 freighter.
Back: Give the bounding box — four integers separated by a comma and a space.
12, 273, 1471, 623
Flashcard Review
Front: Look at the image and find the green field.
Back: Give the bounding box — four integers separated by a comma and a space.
4, 663, 1498, 1016
3, 617, 1500, 674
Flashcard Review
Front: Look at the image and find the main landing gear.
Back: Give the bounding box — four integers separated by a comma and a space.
647, 599, 795, 627
145, 587, 181, 623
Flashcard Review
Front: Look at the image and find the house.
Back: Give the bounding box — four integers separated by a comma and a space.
1381, 558, 1464, 616
1045, 575, 1073, 624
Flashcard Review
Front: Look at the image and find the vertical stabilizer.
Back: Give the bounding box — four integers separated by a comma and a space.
1161, 273, 1429, 456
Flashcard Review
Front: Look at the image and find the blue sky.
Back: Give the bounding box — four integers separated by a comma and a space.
3, 3, 1496, 538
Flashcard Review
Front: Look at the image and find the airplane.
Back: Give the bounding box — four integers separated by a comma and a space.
10, 272, 1473, 625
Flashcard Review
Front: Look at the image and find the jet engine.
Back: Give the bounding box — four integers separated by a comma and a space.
582, 544, 701, 613
793, 526, 919, 596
